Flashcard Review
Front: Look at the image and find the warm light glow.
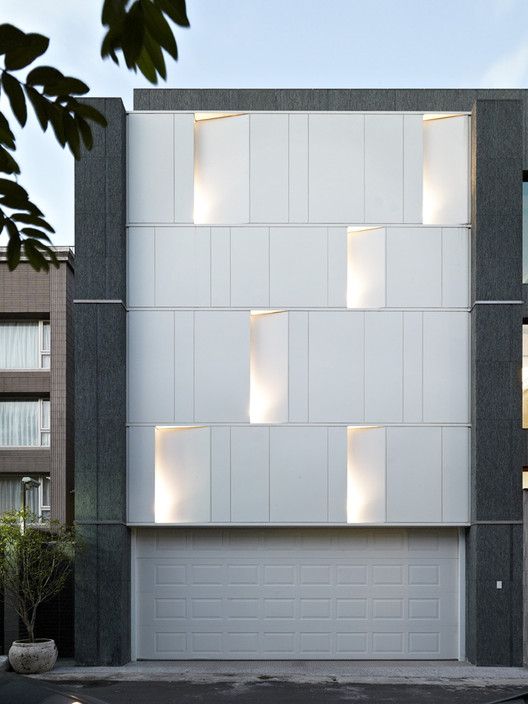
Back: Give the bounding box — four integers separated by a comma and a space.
346, 426, 383, 524
193, 171, 210, 224
154, 426, 206, 523
194, 111, 246, 121
346, 226, 385, 309
249, 310, 288, 424
422, 112, 467, 121
523, 470, 528, 490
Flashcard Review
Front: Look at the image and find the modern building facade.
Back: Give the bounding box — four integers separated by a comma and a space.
75, 90, 524, 666
0, 246, 75, 652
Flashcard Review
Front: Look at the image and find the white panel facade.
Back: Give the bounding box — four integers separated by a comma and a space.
288, 312, 309, 422
127, 113, 175, 224
250, 114, 288, 222
288, 114, 309, 222
347, 227, 385, 308
128, 426, 155, 523
309, 114, 364, 222
127, 227, 155, 306
270, 227, 327, 307
194, 311, 250, 422
365, 114, 403, 223
403, 115, 423, 222
269, 427, 328, 522
231, 227, 269, 306
309, 312, 364, 422
231, 427, 270, 522
155, 227, 210, 307
134, 527, 460, 659
211, 427, 230, 522
364, 312, 403, 422
386, 228, 441, 308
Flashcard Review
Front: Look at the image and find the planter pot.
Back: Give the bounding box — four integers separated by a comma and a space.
8, 638, 57, 674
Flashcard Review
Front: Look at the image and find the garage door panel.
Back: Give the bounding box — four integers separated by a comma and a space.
134, 528, 460, 659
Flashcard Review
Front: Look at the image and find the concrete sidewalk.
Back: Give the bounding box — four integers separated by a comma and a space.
31, 660, 528, 687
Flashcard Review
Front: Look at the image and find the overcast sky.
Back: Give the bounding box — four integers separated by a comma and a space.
1, 0, 528, 247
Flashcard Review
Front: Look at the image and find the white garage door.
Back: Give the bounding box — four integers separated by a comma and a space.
134, 527, 461, 659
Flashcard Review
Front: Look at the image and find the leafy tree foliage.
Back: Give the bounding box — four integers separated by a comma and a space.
0, 1, 189, 271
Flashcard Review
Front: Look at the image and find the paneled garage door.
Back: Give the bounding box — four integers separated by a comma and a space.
134, 528, 461, 659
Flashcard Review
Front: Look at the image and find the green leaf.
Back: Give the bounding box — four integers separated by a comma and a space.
46, 102, 66, 147
6, 223, 20, 271
0, 178, 29, 200
2, 72, 27, 126
4, 33, 49, 70
144, 28, 166, 80
72, 102, 108, 127
75, 115, 93, 150
141, 0, 178, 59
136, 44, 158, 83
26, 65, 64, 87
155, 0, 190, 27
0, 24, 26, 54
0, 145, 20, 175
12, 213, 55, 232
121, 3, 146, 67
23, 238, 45, 271
25, 86, 49, 130
0, 113, 15, 149
44, 76, 89, 96
63, 113, 81, 159
20, 227, 52, 242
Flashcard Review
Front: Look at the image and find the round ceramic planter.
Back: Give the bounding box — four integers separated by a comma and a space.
8, 638, 58, 674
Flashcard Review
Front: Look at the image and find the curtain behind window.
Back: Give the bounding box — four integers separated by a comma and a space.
0, 401, 39, 446
0, 322, 39, 368
0, 476, 39, 514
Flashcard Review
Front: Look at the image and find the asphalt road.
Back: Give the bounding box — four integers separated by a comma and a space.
49, 679, 528, 704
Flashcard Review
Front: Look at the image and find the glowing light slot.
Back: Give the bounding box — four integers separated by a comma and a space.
249, 310, 288, 424
195, 111, 247, 122
154, 426, 210, 523
346, 226, 385, 309
347, 426, 386, 523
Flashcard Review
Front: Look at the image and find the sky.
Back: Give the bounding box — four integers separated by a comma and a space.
1, 0, 528, 247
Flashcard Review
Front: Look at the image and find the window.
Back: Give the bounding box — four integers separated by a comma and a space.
523, 325, 528, 428
0, 474, 50, 520
0, 321, 50, 369
0, 400, 50, 447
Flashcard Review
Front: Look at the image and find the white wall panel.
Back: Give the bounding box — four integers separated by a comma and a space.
194, 311, 250, 422
403, 115, 423, 223
270, 427, 327, 522
309, 114, 364, 222
442, 427, 469, 522
127, 113, 175, 223
347, 227, 385, 308
365, 115, 403, 223
403, 312, 423, 423
270, 227, 327, 307
288, 312, 309, 422
309, 312, 364, 422
128, 311, 174, 423
423, 312, 469, 422
128, 227, 155, 306
211, 227, 230, 306
365, 312, 403, 422
194, 114, 249, 223
289, 114, 308, 222
442, 227, 469, 307
250, 312, 288, 423
386, 427, 442, 522
231, 227, 269, 306
328, 228, 347, 307
386, 227, 441, 307
155, 227, 210, 306
211, 427, 230, 522
347, 427, 386, 523
423, 115, 470, 225
231, 427, 269, 522
128, 426, 155, 523
250, 114, 288, 223
328, 427, 347, 522
173, 313, 194, 421
173, 114, 196, 222
155, 427, 210, 523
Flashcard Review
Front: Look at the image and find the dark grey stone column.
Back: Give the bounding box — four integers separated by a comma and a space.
74, 98, 129, 665
467, 99, 524, 666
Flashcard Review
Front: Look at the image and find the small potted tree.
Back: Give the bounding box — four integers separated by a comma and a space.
0, 508, 76, 674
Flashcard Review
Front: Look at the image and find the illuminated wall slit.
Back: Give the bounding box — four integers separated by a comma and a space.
347, 226, 385, 308
250, 310, 288, 424
347, 426, 386, 523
